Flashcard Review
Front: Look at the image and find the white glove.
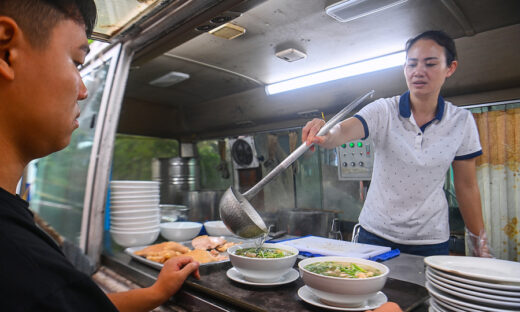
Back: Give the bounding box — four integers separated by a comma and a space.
466, 228, 494, 258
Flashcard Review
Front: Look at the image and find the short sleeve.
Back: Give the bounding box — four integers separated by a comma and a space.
355, 98, 390, 144
454, 111, 482, 160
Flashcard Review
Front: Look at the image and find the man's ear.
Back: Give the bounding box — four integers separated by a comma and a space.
0, 17, 19, 81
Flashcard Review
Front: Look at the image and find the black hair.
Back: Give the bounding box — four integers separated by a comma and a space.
0, 0, 97, 47
405, 30, 457, 66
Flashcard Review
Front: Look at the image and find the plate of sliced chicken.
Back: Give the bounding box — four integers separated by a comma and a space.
125, 235, 246, 269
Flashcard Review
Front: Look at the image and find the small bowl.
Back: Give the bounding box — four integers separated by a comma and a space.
298, 256, 389, 308
110, 204, 159, 212
110, 198, 160, 206
110, 180, 159, 187
110, 190, 159, 196
159, 221, 202, 241
110, 215, 159, 223
227, 243, 299, 283
110, 194, 160, 201
110, 209, 159, 218
204, 220, 234, 236
110, 229, 160, 247
110, 224, 159, 232
110, 185, 159, 192
111, 219, 159, 228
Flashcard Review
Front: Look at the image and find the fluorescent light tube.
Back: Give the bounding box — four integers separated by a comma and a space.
265, 51, 405, 95
326, 0, 409, 23
149, 71, 190, 87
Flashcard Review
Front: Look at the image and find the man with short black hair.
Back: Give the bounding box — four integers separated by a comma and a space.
0, 1, 200, 311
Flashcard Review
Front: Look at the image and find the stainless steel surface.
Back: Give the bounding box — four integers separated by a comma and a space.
219, 186, 268, 238
159, 204, 189, 222
152, 157, 200, 204
102, 246, 429, 312
187, 190, 223, 222
279, 209, 338, 237
385, 253, 427, 286
219, 91, 374, 238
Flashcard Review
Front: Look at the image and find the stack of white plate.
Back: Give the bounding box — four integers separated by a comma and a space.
424, 256, 520, 312
109, 180, 161, 247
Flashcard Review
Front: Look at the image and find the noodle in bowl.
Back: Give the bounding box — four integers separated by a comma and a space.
298, 256, 389, 308
227, 243, 298, 283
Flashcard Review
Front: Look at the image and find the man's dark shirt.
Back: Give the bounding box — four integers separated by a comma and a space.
0, 187, 119, 311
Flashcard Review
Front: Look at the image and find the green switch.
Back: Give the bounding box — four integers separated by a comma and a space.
349, 142, 355, 148
357, 142, 363, 147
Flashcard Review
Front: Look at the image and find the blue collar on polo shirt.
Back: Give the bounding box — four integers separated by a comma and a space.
399, 90, 445, 132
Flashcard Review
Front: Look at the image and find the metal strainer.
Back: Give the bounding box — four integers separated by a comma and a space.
220, 90, 375, 238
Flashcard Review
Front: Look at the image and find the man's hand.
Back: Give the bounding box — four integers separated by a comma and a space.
366, 302, 402, 312
151, 256, 200, 301
106, 257, 200, 312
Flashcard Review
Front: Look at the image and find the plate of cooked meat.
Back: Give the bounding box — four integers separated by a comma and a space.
125, 235, 247, 269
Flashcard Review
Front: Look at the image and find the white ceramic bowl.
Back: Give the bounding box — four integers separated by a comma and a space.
110, 215, 159, 223
110, 204, 159, 212
110, 190, 159, 196
204, 220, 234, 236
110, 185, 159, 192
110, 209, 159, 218
298, 256, 389, 308
227, 243, 299, 283
111, 219, 159, 227
110, 194, 160, 200
111, 200, 160, 208
159, 221, 202, 241
110, 224, 159, 232
110, 229, 160, 247
110, 180, 160, 187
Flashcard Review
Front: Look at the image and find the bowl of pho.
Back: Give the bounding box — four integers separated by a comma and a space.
298, 256, 389, 308
227, 243, 298, 283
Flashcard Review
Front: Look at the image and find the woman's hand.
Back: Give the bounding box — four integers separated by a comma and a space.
301, 117, 365, 150
301, 118, 328, 151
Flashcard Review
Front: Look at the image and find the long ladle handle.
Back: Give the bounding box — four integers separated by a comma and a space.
243, 90, 375, 200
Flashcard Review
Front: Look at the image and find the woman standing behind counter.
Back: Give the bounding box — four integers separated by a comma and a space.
303, 30, 491, 257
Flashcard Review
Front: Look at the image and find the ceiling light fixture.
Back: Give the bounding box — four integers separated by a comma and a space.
149, 71, 190, 87
209, 23, 246, 40
265, 51, 405, 95
326, 0, 408, 23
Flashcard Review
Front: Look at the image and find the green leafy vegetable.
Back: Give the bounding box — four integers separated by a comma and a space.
304, 261, 380, 278
234, 247, 293, 258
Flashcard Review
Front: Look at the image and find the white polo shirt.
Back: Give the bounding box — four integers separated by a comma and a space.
354, 91, 482, 245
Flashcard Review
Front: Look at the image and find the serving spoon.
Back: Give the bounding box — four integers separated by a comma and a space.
220, 90, 375, 238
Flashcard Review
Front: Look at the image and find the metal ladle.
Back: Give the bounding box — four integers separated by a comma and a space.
219, 90, 375, 238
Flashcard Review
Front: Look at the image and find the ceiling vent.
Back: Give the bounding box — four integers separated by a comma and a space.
326, 0, 408, 23
209, 23, 246, 40
275, 48, 307, 62
149, 71, 189, 87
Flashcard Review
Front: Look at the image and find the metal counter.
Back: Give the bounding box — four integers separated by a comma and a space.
102, 245, 429, 312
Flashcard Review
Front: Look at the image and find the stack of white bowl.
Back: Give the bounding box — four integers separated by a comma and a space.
424, 256, 520, 312
109, 180, 161, 247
